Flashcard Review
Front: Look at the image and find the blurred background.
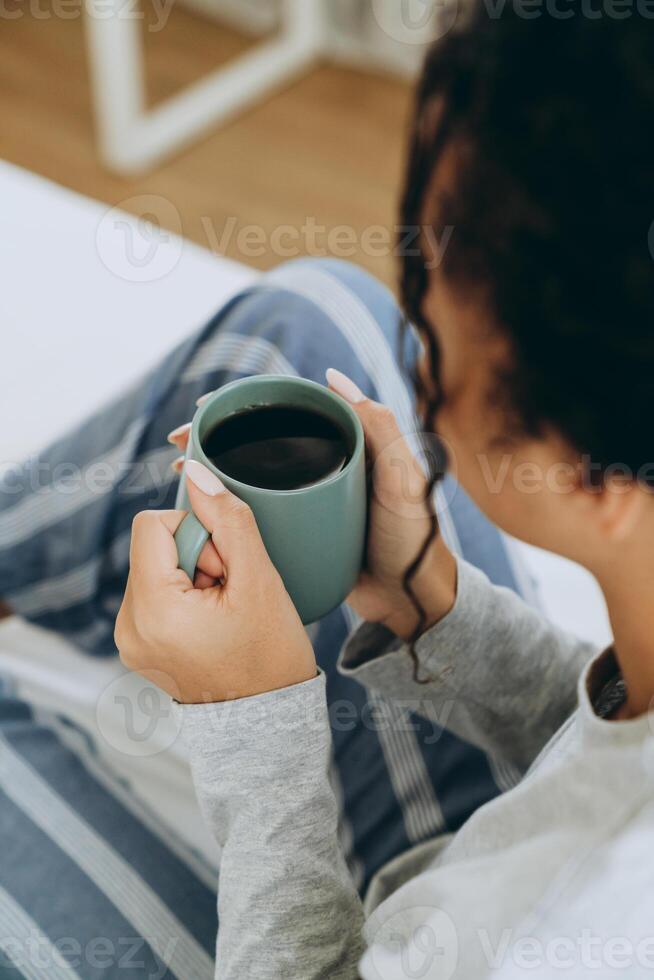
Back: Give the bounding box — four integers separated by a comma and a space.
1, 0, 439, 286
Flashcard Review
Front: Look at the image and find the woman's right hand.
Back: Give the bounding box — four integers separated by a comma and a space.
326, 369, 457, 641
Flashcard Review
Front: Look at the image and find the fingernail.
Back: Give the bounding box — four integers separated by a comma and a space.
185, 460, 226, 496
196, 391, 216, 407
326, 368, 365, 404
167, 422, 192, 444
171, 456, 184, 473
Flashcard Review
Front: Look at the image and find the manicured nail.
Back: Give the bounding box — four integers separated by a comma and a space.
167, 422, 192, 444
185, 460, 226, 496
326, 368, 365, 404
171, 456, 185, 474
196, 390, 216, 407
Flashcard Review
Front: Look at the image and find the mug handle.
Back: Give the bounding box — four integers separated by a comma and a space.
174, 513, 210, 583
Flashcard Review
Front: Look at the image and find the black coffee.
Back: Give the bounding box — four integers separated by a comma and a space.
203, 404, 350, 491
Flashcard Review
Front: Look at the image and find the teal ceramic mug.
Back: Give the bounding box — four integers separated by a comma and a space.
174, 375, 367, 625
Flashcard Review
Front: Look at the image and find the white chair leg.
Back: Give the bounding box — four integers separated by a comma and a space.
84, 0, 326, 175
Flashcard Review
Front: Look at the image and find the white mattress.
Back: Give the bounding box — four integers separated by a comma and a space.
0, 161, 257, 465
0, 161, 612, 860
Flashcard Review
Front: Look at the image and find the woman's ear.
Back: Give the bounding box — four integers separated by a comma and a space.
581, 471, 649, 543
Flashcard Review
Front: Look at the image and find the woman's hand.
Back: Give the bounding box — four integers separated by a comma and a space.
115, 460, 316, 704
165, 375, 457, 643
326, 369, 457, 641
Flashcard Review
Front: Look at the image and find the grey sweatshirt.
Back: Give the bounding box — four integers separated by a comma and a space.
175, 559, 654, 979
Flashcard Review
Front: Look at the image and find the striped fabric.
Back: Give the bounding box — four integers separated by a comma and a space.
0, 259, 531, 978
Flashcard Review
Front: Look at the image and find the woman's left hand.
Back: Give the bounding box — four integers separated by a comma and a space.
114, 461, 317, 704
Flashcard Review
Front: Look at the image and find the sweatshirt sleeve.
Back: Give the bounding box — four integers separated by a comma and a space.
175, 672, 366, 980
339, 557, 599, 774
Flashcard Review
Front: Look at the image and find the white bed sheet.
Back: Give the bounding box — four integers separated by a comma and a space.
0, 161, 257, 465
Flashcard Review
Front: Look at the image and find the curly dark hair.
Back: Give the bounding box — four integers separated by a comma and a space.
402, 6, 654, 473
398, 7, 654, 663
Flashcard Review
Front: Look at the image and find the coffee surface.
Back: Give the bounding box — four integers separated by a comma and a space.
202, 404, 350, 491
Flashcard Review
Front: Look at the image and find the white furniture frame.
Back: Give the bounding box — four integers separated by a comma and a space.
84, 0, 326, 174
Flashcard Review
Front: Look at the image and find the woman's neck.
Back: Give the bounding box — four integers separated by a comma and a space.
596, 554, 654, 720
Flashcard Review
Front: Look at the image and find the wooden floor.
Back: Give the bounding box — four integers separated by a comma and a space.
0, 1, 413, 287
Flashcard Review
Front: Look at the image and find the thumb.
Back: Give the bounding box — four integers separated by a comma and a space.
129, 509, 188, 586
184, 460, 269, 587
326, 368, 401, 458
326, 369, 427, 506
